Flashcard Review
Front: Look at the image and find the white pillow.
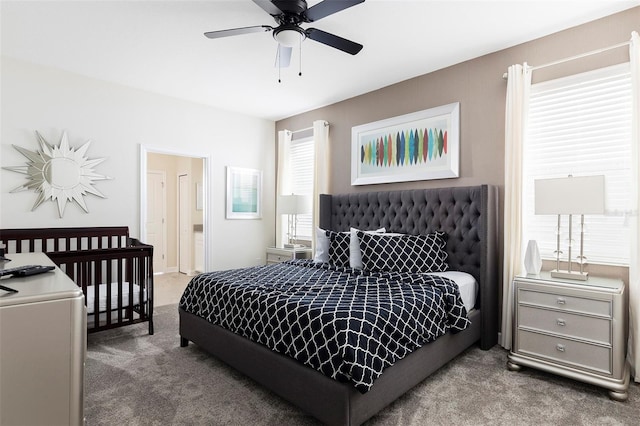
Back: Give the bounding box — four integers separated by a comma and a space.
350, 227, 385, 268
313, 227, 333, 263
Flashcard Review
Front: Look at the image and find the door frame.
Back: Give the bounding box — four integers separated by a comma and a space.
139, 144, 210, 273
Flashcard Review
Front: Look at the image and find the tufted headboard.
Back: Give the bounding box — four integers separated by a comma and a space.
319, 185, 499, 349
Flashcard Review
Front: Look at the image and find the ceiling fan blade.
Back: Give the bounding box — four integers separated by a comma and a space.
275, 45, 292, 68
204, 25, 272, 39
305, 0, 365, 22
252, 0, 284, 17
305, 28, 363, 55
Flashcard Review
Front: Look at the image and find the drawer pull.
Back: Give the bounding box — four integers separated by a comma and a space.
556, 297, 566, 305
556, 344, 566, 352
556, 319, 566, 326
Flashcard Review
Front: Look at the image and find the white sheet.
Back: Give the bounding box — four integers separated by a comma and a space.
426, 271, 478, 313
85, 282, 146, 314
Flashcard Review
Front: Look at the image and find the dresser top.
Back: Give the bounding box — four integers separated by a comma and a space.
517, 271, 624, 292
0, 253, 83, 306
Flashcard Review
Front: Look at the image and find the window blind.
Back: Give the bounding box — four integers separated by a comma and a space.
289, 137, 314, 240
523, 63, 632, 265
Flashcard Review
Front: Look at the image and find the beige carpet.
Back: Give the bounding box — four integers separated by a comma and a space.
153, 272, 191, 307
86, 304, 639, 425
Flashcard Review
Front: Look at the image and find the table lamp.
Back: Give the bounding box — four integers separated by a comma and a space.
277, 194, 312, 248
534, 175, 605, 281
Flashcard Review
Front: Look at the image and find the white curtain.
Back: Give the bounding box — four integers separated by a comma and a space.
629, 31, 640, 383
312, 120, 330, 250
276, 129, 292, 248
500, 63, 532, 350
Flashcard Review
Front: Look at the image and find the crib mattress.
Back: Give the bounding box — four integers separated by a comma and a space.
85, 282, 146, 314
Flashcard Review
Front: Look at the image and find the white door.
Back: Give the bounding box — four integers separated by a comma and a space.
146, 171, 166, 273
178, 174, 191, 274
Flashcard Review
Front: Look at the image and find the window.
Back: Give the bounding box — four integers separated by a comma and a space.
288, 136, 314, 240
523, 63, 632, 265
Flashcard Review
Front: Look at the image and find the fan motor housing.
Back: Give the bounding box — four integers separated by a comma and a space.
273, 0, 308, 25
273, 0, 307, 16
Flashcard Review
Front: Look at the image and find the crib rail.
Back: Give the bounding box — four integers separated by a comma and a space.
0, 226, 130, 254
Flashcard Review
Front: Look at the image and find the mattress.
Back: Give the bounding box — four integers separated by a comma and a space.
427, 271, 478, 313
85, 282, 145, 314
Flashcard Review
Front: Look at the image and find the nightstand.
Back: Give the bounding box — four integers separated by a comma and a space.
507, 272, 630, 401
266, 246, 312, 264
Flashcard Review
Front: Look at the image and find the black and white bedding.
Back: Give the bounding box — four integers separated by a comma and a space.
179, 259, 470, 392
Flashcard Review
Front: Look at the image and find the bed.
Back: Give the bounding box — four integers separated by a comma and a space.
178, 185, 498, 425
0, 226, 154, 334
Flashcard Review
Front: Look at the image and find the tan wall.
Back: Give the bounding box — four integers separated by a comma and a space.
276, 7, 639, 282
192, 157, 204, 227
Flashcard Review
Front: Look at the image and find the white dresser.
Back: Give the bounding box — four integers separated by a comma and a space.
507, 272, 629, 400
0, 253, 86, 425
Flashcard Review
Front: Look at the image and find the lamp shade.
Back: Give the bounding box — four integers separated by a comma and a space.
535, 175, 605, 215
277, 194, 312, 215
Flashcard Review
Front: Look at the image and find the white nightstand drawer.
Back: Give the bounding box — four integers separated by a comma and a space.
518, 305, 611, 344
266, 247, 312, 264
518, 329, 611, 375
518, 288, 611, 317
267, 253, 291, 263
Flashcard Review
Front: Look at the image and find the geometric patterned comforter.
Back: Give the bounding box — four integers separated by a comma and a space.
179, 260, 470, 393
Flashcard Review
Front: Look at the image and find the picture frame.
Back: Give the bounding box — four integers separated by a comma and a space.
226, 166, 262, 219
351, 102, 460, 185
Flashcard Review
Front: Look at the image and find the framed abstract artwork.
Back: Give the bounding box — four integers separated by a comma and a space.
226, 166, 262, 219
351, 102, 460, 185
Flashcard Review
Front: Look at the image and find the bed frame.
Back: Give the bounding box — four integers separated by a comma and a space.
1, 226, 154, 334
179, 185, 498, 425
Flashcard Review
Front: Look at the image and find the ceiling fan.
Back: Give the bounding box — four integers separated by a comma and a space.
204, 0, 365, 68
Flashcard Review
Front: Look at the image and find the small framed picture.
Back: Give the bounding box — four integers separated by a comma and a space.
226, 166, 262, 219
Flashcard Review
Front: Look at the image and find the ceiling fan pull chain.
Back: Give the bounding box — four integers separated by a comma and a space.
299, 42, 302, 77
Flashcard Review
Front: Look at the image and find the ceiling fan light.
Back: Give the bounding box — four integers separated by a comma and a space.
273, 28, 304, 47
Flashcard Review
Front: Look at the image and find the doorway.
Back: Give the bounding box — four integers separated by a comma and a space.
140, 146, 208, 276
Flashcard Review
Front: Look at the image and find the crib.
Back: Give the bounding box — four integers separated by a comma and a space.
0, 227, 154, 334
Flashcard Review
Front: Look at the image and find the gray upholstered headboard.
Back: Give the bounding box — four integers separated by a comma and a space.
319, 185, 499, 349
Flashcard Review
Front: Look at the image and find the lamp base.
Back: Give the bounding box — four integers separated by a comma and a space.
550, 269, 588, 281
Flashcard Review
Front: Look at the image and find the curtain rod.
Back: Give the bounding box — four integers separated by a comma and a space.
291, 126, 313, 134
502, 39, 631, 79
290, 121, 329, 134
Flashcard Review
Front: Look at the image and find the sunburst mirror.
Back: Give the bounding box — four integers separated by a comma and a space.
3, 131, 111, 218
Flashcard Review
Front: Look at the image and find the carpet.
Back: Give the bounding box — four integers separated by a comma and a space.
86, 304, 639, 425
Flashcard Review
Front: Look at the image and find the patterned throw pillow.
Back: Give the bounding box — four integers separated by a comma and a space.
327, 230, 351, 268
349, 227, 385, 268
358, 231, 449, 273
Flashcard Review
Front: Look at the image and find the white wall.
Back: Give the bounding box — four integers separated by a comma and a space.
0, 57, 275, 270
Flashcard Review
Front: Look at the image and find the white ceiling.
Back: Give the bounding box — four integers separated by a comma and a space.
2, 1, 638, 121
